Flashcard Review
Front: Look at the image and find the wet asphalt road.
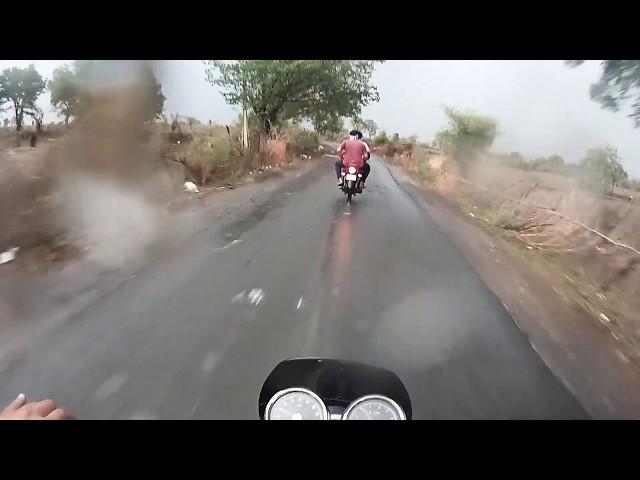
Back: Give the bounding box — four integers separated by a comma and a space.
0, 156, 589, 419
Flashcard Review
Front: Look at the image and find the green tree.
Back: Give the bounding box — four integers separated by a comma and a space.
49, 65, 79, 125
373, 131, 389, 146
546, 154, 565, 170
0, 65, 46, 131
434, 106, 497, 170
580, 145, 628, 194
204, 60, 381, 142
314, 113, 344, 136
186, 116, 201, 128
235, 110, 260, 130
57, 61, 165, 123
26, 105, 45, 132
568, 61, 640, 127
137, 63, 165, 122
352, 117, 378, 138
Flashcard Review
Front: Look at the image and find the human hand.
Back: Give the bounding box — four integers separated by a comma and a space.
0, 393, 75, 420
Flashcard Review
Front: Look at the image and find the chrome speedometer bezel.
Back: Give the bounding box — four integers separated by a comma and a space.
264, 387, 330, 420
342, 394, 407, 420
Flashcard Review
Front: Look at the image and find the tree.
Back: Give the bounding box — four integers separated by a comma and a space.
26, 105, 44, 132
0, 65, 46, 131
500, 151, 528, 169
235, 110, 260, 130
580, 145, 628, 194
567, 61, 640, 127
373, 131, 389, 146
546, 154, 565, 170
313, 113, 344, 136
49, 65, 79, 125
204, 60, 381, 143
137, 62, 165, 122
52, 61, 165, 123
352, 117, 378, 138
186, 116, 201, 128
434, 106, 497, 170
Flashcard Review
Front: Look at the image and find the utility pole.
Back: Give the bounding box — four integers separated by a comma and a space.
242, 108, 249, 151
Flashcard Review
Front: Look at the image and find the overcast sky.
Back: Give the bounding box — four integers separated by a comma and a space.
2, 60, 639, 176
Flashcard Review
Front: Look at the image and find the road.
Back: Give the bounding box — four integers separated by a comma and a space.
0, 156, 589, 419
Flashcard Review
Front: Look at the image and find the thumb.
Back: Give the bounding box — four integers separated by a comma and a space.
2, 393, 26, 413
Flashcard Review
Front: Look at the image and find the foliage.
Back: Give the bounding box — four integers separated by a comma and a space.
545, 154, 565, 170
49, 65, 79, 125
136, 63, 166, 122
567, 61, 640, 127
352, 117, 378, 138
313, 113, 344, 136
387, 137, 415, 157
50, 61, 165, 123
494, 214, 526, 232
434, 107, 497, 169
417, 158, 435, 183
185, 134, 234, 186
186, 116, 201, 127
579, 145, 628, 194
204, 60, 381, 137
0, 65, 47, 131
284, 125, 319, 155
27, 105, 45, 131
373, 130, 389, 146
530, 154, 565, 172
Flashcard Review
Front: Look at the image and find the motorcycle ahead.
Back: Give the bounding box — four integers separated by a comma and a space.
340, 165, 364, 205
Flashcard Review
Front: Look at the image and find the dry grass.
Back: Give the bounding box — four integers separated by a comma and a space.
424, 156, 640, 348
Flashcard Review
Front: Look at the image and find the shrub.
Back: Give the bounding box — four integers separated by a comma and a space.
386, 136, 415, 157
285, 127, 319, 155
417, 158, 435, 183
434, 106, 496, 172
494, 214, 525, 232
373, 131, 389, 146
184, 134, 235, 185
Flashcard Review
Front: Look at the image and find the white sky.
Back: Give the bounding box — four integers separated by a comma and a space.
2, 60, 639, 176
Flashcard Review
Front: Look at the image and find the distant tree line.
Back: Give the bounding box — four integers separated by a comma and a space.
0, 61, 166, 132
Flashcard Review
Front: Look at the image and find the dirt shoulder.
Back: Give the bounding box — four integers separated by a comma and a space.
385, 162, 640, 419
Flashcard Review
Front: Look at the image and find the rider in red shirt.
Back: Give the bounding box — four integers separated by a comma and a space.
335, 130, 371, 187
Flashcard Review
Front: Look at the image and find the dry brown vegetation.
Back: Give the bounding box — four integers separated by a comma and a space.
0, 104, 323, 271
386, 145, 640, 352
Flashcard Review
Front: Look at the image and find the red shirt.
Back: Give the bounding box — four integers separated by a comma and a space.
337, 139, 368, 170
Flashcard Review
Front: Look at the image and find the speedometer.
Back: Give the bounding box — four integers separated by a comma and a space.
265, 388, 329, 420
343, 395, 406, 420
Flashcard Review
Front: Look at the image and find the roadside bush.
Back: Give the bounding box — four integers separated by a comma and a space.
184, 134, 235, 185
387, 136, 415, 157
373, 131, 389, 146
285, 126, 319, 155
434, 106, 496, 173
417, 158, 435, 183
493, 213, 525, 232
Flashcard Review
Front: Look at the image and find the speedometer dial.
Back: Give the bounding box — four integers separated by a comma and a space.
265, 388, 329, 420
343, 395, 406, 420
